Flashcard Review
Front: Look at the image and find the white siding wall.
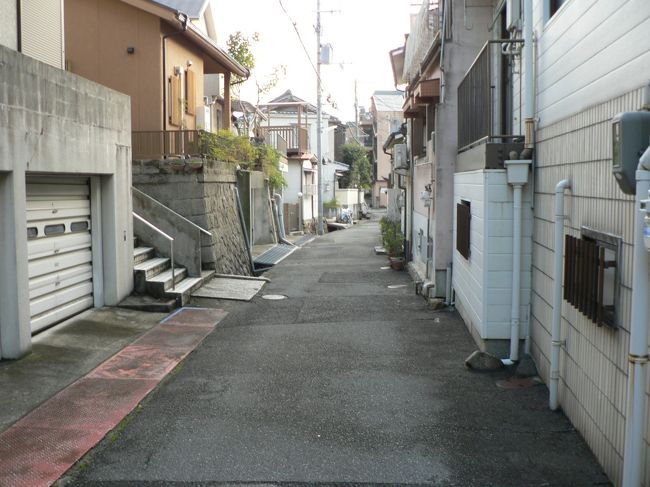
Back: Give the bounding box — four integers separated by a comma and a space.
485, 170, 533, 339
0, 0, 18, 50
455, 169, 533, 346
21, 0, 64, 70
454, 170, 486, 339
533, 0, 650, 129
531, 86, 647, 487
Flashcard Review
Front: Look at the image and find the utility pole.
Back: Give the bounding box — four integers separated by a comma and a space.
316, 0, 324, 235
354, 80, 359, 140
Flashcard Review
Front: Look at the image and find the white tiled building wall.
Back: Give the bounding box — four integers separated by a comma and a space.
530, 87, 648, 486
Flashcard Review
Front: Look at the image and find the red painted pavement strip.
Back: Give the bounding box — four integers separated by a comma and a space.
0, 426, 108, 487
14, 378, 159, 433
88, 345, 189, 381
0, 307, 228, 487
133, 323, 213, 350
160, 307, 228, 327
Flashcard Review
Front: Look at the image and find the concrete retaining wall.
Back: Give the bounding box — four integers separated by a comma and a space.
0, 45, 133, 359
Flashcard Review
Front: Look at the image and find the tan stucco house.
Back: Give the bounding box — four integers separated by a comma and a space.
64, 0, 249, 158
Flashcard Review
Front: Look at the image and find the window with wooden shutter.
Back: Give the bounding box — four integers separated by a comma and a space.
170, 74, 182, 126
563, 227, 620, 328
185, 69, 196, 116
456, 200, 471, 260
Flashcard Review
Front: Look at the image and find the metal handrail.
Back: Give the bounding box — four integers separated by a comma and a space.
132, 187, 211, 237
133, 212, 175, 290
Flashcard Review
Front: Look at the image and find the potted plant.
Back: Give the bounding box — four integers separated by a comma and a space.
380, 217, 405, 270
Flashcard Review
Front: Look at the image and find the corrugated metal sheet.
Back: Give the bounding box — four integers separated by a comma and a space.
20, 0, 63, 69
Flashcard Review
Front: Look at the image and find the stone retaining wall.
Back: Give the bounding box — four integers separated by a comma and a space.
133, 159, 252, 276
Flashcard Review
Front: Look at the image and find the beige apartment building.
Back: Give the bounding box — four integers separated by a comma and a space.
370, 91, 403, 208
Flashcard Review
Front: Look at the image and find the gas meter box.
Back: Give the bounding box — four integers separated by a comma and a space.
611, 112, 650, 194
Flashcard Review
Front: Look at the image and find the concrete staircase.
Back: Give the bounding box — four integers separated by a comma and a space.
133, 244, 214, 306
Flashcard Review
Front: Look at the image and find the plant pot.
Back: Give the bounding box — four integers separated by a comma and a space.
388, 256, 405, 271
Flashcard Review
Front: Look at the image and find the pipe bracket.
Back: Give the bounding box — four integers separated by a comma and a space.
628, 354, 650, 365
550, 370, 560, 380
551, 340, 566, 347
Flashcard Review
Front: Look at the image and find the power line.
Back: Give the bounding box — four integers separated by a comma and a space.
277, 0, 321, 82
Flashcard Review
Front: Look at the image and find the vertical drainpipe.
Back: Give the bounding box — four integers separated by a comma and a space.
622, 144, 650, 487
549, 179, 571, 410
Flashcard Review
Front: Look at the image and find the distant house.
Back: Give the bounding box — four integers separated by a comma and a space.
370, 91, 403, 208
0, 0, 133, 358
64, 0, 249, 160
259, 90, 341, 232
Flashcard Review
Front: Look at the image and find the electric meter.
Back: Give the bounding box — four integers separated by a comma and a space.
611, 112, 650, 194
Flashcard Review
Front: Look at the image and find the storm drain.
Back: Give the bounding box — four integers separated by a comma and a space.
254, 244, 296, 267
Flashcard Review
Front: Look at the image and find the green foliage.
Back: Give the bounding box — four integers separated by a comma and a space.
256, 142, 287, 191
380, 216, 404, 256
227, 31, 259, 83
200, 130, 255, 163
339, 143, 372, 190
324, 198, 339, 209
199, 131, 287, 190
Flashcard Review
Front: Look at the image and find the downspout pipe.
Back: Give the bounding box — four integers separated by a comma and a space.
621, 145, 650, 487
509, 184, 523, 362
273, 193, 294, 246
523, 0, 535, 148
550, 179, 571, 411
504, 160, 532, 364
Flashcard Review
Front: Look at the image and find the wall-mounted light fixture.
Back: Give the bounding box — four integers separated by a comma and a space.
126, 47, 135, 54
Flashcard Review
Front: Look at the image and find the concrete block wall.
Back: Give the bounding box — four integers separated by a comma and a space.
530, 87, 648, 486
132, 159, 252, 276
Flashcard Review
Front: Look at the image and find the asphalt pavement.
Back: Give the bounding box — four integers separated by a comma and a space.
60, 213, 611, 487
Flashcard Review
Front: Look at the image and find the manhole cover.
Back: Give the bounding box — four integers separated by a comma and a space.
387, 284, 407, 289
495, 377, 537, 389
261, 294, 287, 300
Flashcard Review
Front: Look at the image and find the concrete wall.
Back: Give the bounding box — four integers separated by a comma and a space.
0, 45, 133, 359
431, 0, 493, 293
65, 0, 164, 132
132, 159, 252, 276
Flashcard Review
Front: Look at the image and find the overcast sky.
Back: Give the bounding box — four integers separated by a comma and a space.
213, 0, 414, 122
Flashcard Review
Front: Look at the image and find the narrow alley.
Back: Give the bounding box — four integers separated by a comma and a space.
57, 215, 610, 487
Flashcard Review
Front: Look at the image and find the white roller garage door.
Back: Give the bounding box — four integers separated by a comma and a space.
26, 177, 94, 333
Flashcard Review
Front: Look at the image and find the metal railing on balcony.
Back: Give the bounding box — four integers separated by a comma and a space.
257, 126, 309, 154
132, 130, 204, 160
457, 40, 525, 152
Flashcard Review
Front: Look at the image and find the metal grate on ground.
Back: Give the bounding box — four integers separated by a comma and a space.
292, 234, 315, 247
254, 244, 297, 267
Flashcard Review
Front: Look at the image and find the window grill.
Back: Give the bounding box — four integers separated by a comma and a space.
563, 234, 618, 328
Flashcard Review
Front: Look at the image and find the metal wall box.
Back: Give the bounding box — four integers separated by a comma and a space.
611, 111, 650, 194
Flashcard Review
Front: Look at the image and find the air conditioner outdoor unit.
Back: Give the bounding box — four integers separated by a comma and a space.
394, 143, 409, 170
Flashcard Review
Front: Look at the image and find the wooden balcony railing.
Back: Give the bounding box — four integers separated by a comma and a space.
257, 126, 309, 154
132, 130, 203, 160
